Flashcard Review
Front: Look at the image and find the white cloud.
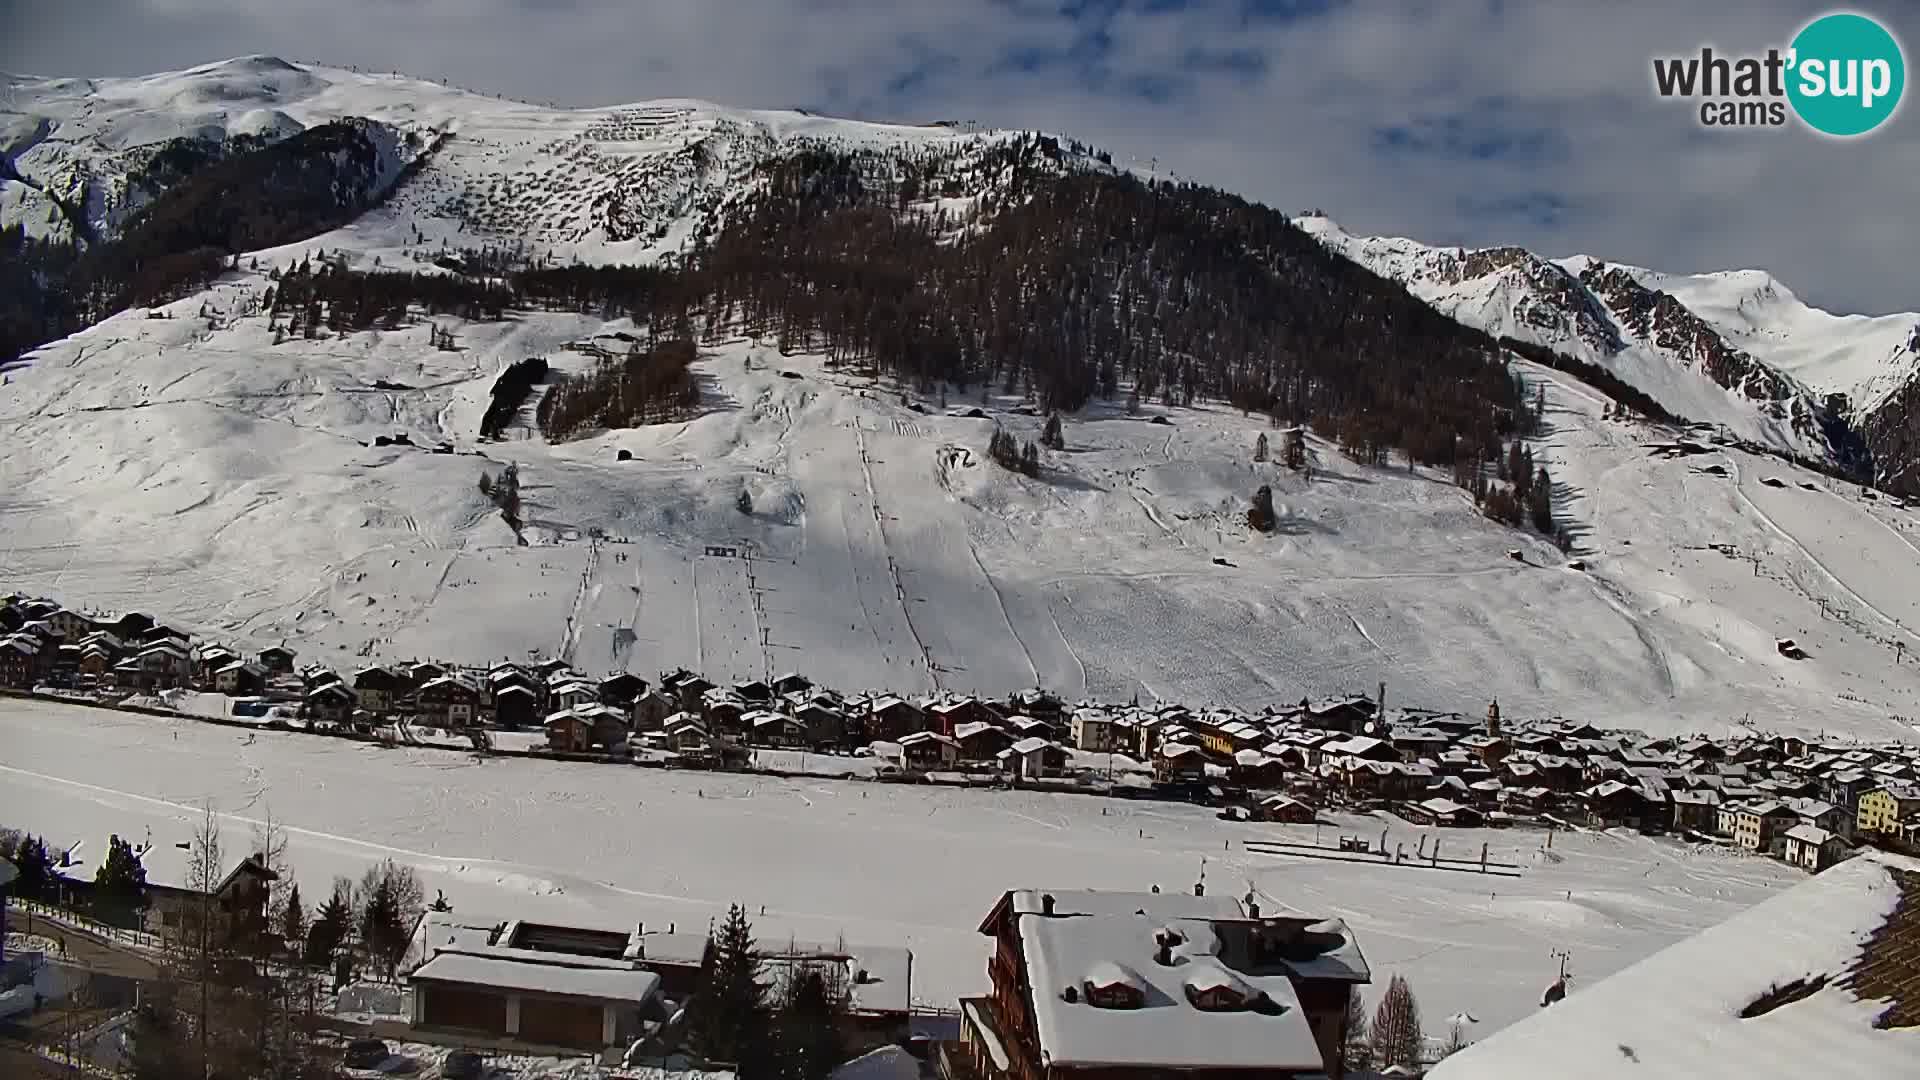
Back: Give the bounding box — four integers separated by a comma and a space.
6, 0, 1914, 313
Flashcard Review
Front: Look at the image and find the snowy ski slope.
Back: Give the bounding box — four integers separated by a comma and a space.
0, 698, 1802, 1035
3, 261, 1919, 739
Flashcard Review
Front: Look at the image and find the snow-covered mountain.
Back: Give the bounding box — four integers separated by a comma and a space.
4, 58, 1920, 741
1293, 214, 1920, 491
1, 55, 1033, 263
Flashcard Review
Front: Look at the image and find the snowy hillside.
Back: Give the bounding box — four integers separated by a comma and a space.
4, 257, 1920, 740
3, 58, 1920, 740
1294, 214, 1920, 492
0, 55, 1023, 262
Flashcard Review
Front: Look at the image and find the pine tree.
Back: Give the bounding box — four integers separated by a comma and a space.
93, 834, 148, 929
359, 877, 404, 977
1530, 466, 1554, 533
1343, 987, 1371, 1071
691, 904, 771, 1068
280, 883, 306, 953
1369, 973, 1425, 1070
1041, 412, 1064, 450
773, 963, 849, 1080
1020, 440, 1040, 476
1253, 432, 1268, 462
306, 889, 351, 967
1248, 484, 1276, 533
7, 834, 57, 902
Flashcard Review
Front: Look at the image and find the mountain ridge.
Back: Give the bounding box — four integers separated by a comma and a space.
1294, 213, 1917, 492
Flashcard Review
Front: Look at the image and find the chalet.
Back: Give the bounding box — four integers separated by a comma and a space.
1732, 801, 1800, 853
257, 645, 297, 673
1321, 735, 1397, 763
1156, 743, 1213, 784
486, 664, 536, 697
956, 721, 1016, 763
1004, 737, 1069, 781
1582, 781, 1654, 829
1668, 789, 1721, 834
662, 716, 715, 757
0, 634, 46, 688
549, 679, 601, 713
770, 672, 813, 697
132, 848, 279, 949
1388, 727, 1451, 759
598, 673, 648, 709
1780, 825, 1849, 873
793, 702, 846, 748
134, 639, 192, 688
1007, 688, 1065, 727
899, 731, 962, 771
1008, 714, 1061, 743
194, 645, 239, 683
545, 710, 593, 753
417, 675, 485, 728
865, 695, 926, 742
1258, 795, 1316, 824
1824, 769, 1873, 811
302, 683, 355, 725
102, 611, 154, 640
532, 659, 571, 681
733, 679, 773, 705
1070, 708, 1122, 754
960, 889, 1370, 1080
43, 608, 94, 642
353, 665, 412, 715
1783, 797, 1852, 841
701, 689, 748, 733
1404, 797, 1483, 828
493, 684, 539, 728
665, 671, 716, 712
748, 710, 808, 748
630, 687, 678, 730
1230, 750, 1287, 789
1300, 695, 1378, 734
77, 639, 117, 680
930, 697, 1000, 737
213, 661, 267, 695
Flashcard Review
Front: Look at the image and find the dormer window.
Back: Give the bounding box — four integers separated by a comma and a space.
1082, 963, 1147, 1009
1183, 961, 1259, 1012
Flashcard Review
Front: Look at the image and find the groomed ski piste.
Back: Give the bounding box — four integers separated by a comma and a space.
0, 697, 1801, 1037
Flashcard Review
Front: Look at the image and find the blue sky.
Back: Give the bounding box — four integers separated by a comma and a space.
7, 0, 1916, 313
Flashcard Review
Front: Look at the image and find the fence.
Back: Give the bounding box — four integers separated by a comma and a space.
6, 896, 167, 952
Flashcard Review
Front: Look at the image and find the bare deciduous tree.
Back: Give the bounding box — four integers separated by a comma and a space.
1370, 973, 1425, 1070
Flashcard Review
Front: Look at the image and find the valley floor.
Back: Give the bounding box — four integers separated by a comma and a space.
0, 697, 1800, 1036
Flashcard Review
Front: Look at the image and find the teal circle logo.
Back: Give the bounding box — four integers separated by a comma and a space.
1787, 13, 1905, 136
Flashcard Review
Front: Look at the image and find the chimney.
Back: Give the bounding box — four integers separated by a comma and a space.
1041, 893, 1056, 915
1248, 899, 1261, 919
1194, 881, 1205, 897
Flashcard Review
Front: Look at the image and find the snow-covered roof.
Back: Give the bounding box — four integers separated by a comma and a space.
1017, 911, 1324, 1071
1426, 852, 1920, 1080
411, 947, 661, 1004
1782, 823, 1837, 846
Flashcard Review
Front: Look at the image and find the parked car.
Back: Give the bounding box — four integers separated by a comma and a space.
344, 1038, 390, 1069
440, 1050, 485, 1079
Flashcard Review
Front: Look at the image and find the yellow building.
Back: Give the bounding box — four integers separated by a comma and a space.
1857, 784, 1920, 836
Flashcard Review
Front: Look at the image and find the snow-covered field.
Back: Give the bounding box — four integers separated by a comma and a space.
0, 697, 1803, 1036
4, 265, 1920, 738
